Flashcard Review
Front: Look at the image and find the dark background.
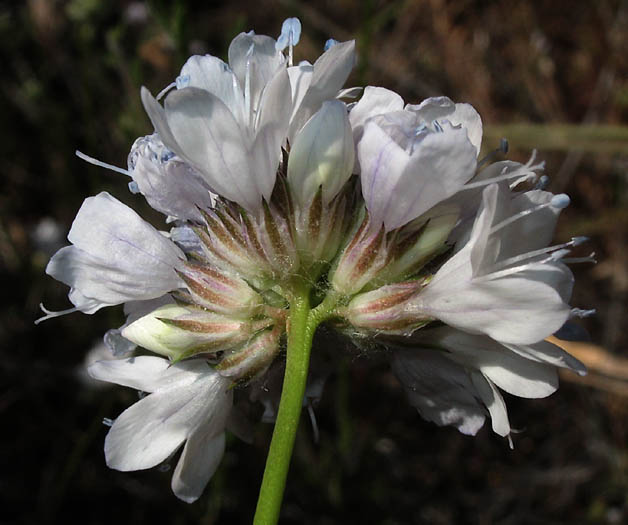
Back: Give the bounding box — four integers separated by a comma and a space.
1, 1, 627, 523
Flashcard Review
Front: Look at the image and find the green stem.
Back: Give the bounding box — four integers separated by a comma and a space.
253, 281, 312, 525
253, 283, 340, 525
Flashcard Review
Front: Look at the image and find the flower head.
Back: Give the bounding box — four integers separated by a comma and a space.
40, 17, 592, 506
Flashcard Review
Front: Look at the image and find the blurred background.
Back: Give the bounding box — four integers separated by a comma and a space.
1, 0, 627, 523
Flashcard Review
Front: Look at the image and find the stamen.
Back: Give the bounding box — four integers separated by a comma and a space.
534, 175, 549, 190
306, 399, 320, 444
34, 303, 79, 325
562, 252, 597, 264
324, 38, 339, 51
571, 308, 596, 318
128, 181, 140, 194
156, 82, 176, 100
550, 194, 570, 209
103, 418, 115, 427
175, 74, 190, 89
275, 18, 301, 67
463, 151, 544, 190
548, 248, 571, 261
75, 150, 130, 177
477, 138, 509, 168
473, 251, 569, 282
490, 193, 570, 235
492, 238, 585, 270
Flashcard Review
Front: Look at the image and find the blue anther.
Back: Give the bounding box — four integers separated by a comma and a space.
550, 194, 570, 209
175, 74, 190, 89
499, 137, 509, 153
534, 175, 550, 190
275, 17, 302, 51
128, 181, 140, 194
324, 38, 339, 51
160, 150, 175, 163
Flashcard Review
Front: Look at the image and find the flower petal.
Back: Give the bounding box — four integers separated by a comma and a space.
288, 100, 354, 206
105, 382, 200, 471
251, 67, 292, 201
392, 349, 487, 436
162, 88, 261, 212
46, 193, 183, 312
420, 327, 559, 398
179, 55, 246, 124
88, 356, 206, 393
288, 40, 356, 141
171, 432, 225, 503
104, 367, 232, 471
503, 339, 586, 375
359, 121, 477, 230
415, 263, 573, 344
130, 151, 214, 222
407, 96, 483, 156
358, 120, 411, 228
228, 32, 284, 114
470, 372, 511, 436
349, 86, 404, 142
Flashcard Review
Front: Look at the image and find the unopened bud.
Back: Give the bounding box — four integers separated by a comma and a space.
217, 327, 282, 382
343, 280, 432, 334
177, 263, 262, 318
288, 100, 354, 208
121, 304, 261, 360
330, 211, 389, 296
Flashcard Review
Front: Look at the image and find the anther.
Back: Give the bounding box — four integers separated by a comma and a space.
467, 151, 544, 188
534, 175, 549, 190
276, 17, 302, 66
175, 74, 190, 89
324, 38, 339, 51
550, 194, 570, 209
477, 138, 510, 168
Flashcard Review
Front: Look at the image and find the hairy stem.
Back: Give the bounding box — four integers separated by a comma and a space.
253, 282, 340, 524
253, 281, 312, 525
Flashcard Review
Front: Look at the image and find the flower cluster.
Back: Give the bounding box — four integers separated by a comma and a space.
41, 18, 589, 503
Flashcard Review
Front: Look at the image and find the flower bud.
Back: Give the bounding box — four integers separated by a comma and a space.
196, 197, 298, 290
217, 327, 282, 382
343, 280, 432, 334
288, 100, 354, 208
293, 186, 352, 274
176, 262, 262, 318
329, 211, 389, 296
121, 304, 263, 360
377, 207, 458, 284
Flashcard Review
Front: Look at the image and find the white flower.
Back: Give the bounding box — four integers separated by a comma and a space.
141, 31, 356, 215
286, 39, 356, 142
41, 192, 184, 319
391, 326, 585, 438
39, 16, 592, 504
88, 356, 233, 503
405, 183, 574, 344
126, 133, 216, 223
352, 89, 480, 231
